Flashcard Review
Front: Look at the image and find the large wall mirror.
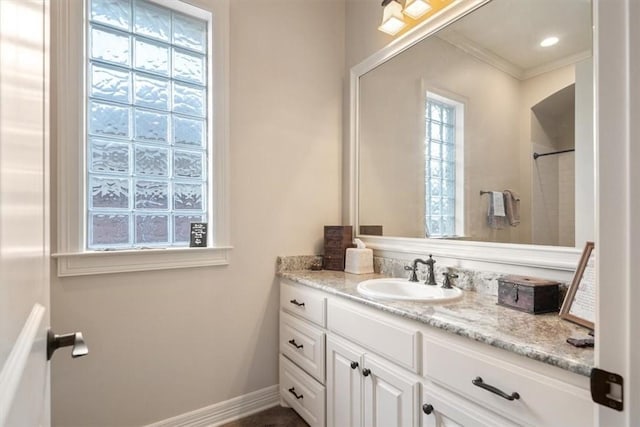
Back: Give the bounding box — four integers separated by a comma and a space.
354, 0, 594, 260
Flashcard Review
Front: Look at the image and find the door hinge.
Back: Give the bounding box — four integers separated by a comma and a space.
590, 368, 623, 411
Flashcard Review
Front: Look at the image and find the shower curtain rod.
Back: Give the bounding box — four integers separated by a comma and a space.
532, 148, 575, 160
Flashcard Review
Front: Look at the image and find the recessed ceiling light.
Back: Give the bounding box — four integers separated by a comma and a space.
540, 36, 559, 47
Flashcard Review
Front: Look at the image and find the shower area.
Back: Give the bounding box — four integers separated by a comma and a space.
530, 84, 576, 247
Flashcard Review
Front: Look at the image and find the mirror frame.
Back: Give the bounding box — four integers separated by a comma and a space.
348, 0, 585, 271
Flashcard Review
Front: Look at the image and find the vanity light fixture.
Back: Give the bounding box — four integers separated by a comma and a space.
403, 0, 432, 19
379, 0, 407, 36
540, 36, 559, 47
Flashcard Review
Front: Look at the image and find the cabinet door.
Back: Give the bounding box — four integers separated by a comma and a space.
421, 384, 517, 427
326, 335, 363, 427
363, 353, 420, 427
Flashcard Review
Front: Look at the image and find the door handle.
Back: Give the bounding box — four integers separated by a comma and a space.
47, 329, 88, 360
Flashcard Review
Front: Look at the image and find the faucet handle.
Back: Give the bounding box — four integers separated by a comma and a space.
442, 272, 459, 289
404, 265, 419, 282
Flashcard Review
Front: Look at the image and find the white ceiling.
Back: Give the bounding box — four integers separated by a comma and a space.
437, 0, 592, 80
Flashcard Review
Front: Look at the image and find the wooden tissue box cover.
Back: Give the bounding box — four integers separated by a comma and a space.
323, 226, 353, 271
497, 275, 559, 314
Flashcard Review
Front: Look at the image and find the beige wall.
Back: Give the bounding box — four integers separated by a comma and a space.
574, 58, 595, 246
345, 0, 390, 69
528, 78, 577, 246
520, 65, 576, 245
50, 1, 345, 425
558, 153, 576, 246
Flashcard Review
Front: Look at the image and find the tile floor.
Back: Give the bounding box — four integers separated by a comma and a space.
220, 405, 308, 427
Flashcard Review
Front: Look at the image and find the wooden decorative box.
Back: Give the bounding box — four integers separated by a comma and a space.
323, 226, 353, 271
497, 275, 560, 314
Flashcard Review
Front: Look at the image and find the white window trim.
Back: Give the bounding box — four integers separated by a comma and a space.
424, 89, 465, 238
52, 0, 231, 277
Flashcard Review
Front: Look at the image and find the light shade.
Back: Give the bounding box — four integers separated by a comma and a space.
403, 0, 432, 19
540, 36, 559, 47
378, 1, 406, 36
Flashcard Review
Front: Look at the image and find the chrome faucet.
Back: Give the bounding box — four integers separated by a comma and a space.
404, 255, 437, 285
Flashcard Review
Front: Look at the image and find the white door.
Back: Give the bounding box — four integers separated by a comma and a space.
595, 0, 640, 425
363, 353, 420, 427
326, 335, 363, 427
0, 1, 51, 426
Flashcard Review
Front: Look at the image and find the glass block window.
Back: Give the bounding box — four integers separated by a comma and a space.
425, 93, 462, 237
87, 0, 209, 249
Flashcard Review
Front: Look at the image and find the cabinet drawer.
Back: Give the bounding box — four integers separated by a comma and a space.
421, 383, 518, 427
423, 337, 592, 427
281, 281, 326, 327
279, 354, 325, 427
280, 310, 326, 383
327, 300, 420, 373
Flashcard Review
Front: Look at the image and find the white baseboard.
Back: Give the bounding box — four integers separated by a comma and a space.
146, 385, 280, 427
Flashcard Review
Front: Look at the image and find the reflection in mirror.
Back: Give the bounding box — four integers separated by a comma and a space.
358, 0, 593, 247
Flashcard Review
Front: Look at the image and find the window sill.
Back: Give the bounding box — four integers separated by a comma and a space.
52, 246, 232, 277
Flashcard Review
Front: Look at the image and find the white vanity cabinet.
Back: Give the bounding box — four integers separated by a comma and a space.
279, 282, 327, 427
279, 279, 594, 427
324, 297, 510, 427
326, 335, 420, 427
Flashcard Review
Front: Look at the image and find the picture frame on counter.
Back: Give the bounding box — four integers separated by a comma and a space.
560, 241, 595, 330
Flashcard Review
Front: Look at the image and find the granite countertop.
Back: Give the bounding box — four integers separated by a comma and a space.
278, 269, 594, 377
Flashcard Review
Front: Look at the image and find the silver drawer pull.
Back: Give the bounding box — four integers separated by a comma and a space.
288, 387, 303, 400
472, 377, 520, 401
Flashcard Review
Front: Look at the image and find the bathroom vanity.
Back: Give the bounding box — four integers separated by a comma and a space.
277, 267, 593, 427
279, 0, 601, 424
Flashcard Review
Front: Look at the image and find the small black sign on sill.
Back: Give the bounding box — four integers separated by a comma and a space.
189, 222, 208, 247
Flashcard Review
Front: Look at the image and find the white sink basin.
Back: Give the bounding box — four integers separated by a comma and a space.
357, 278, 463, 302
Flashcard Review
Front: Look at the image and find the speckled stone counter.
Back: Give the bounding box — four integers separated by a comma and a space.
277, 265, 594, 377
